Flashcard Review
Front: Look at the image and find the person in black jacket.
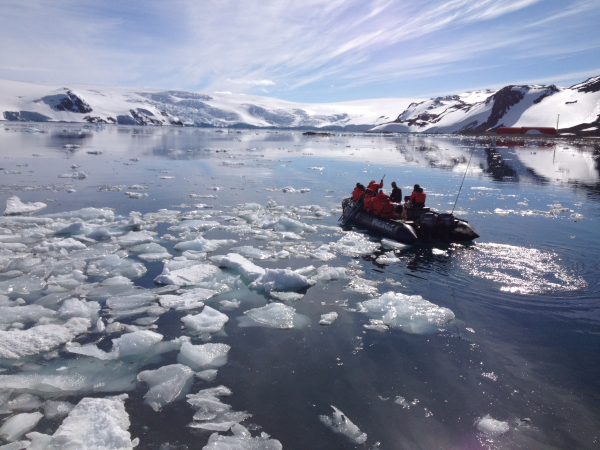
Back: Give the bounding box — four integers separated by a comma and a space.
389, 181, 403, 213
389, 182, 402, 202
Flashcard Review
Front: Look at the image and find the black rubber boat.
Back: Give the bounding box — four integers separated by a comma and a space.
340, 197, 479, 244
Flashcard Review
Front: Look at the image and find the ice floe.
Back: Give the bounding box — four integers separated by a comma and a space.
187, 386, 251, 433
249, 268, 316, 292
476, 415, 510, 435
359, 292, 455, 333
3, 197, 47, 216
177, 342, 231, 370
319, 405, 367, 444
154, 263, 220, 286
27, 395, 137, 449
159, 287, 219, 310
0, 412, 43, 442
203, 423, 282, 450
319, 312, 338, 325
181, 305, 229, 334
137, 363, 195, 411
241, 303, 297, 329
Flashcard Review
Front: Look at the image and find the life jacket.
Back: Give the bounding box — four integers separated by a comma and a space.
374, 192, 395, 218
352, 187, 364, 201
410, 190, 426, 207
367, 180, 383, 194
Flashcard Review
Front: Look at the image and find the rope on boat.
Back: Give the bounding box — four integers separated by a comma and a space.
451, 147, 474, 214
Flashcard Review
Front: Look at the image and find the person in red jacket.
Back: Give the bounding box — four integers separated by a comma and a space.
364, 179, 383, 213
373, 190, 396, 218
352, 183, 365, 201
409, 184, 426, 207
402, 184, 426, 220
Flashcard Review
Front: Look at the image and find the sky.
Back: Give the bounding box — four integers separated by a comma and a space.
1, 0, 599, 103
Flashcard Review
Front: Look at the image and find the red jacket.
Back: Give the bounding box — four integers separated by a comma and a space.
352, 187, 364, 201
367, 180, 383, 193
410, 190, 426, 206
374, 192, 395, 218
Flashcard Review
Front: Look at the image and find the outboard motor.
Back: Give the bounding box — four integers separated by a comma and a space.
419, 212, 437, 242
437, 213, 455, 243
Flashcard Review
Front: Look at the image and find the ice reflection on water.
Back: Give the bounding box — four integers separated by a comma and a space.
0, 124, 599, 450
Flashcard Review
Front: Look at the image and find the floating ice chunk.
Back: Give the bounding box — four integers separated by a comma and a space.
181, 306, 229, 333
308, 245, 336, 261
319, 312, 338, 325
45, 207, 114, 222
215, 253, 266, 281
345, 277, 379, 295
99, 275, 133, 286
250, 269, 316, 292
376, 254, 400, 264
87, 254, 147, 279
43, 400, 75, 419
27, 396, 136, 449
159, 287, 219, 310
187, 386, 251, 433
203, 423, 282, 450
137, 364, 195, 411
58, 298, 100, 320
154, 263, 220, 286
58, 171, 87, 179
269, 291, 304, 302
230, 246, 273, 260
168, 220, 219, 233
432, 248, 447, 256
197, 370, 218, 382
359, 291, 455, 334
319, 405, 367, 445
174, 237, 235, 253
0, 412, 43, 441
274, 217, 316, 233
130, 242, 168, 255
219, 299, 240, 310
68, 242, 120, 261
68, 330, 163, 360
55, 222, 92, 236
3, 197, 47, 216
0, 275, 47, 296
0, 318, 89, 359
116, 230, 156, 248
243, 303, 296, 329
0, 305, 56, 325
331, 232, 380, 257
0, 394, 42, 414
570, 213, 584, 220
125, 192, 148, 199
177, 342, 231, 370
105, 293, 157, 311
311, 265, 348, 282
476, 415, 510, 435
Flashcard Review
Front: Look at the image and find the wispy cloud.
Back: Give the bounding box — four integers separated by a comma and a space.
0, 0, 598, 100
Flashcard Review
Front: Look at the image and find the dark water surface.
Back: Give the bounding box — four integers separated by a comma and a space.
1, 123, 599, 449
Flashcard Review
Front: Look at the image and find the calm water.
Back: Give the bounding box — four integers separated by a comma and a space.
1, 123, 599, 449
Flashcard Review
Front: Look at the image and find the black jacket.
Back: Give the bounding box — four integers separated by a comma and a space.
389, 186, 402, 203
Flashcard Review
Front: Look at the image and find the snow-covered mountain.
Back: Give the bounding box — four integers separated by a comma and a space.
0, 79, 417, 131
2, 75, 599, 134
371, 75, 600, 135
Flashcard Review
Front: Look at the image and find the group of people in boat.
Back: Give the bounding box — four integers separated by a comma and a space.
351, 179, 426, 221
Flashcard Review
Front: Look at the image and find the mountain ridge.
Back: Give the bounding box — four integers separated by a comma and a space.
1, 75, 598, 134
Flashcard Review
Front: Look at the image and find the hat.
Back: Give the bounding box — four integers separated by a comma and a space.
391, 181, 397, 187
414, 184, 420, 190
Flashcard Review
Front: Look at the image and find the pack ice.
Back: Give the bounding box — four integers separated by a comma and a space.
3, 196, 47, 216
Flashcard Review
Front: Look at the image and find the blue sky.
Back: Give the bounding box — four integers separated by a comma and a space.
1, 0, 599, 102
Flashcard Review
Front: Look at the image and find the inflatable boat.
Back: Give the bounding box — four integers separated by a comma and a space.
340, 197, 479, 244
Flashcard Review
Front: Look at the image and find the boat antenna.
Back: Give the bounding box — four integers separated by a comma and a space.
451, 147, 474, 214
